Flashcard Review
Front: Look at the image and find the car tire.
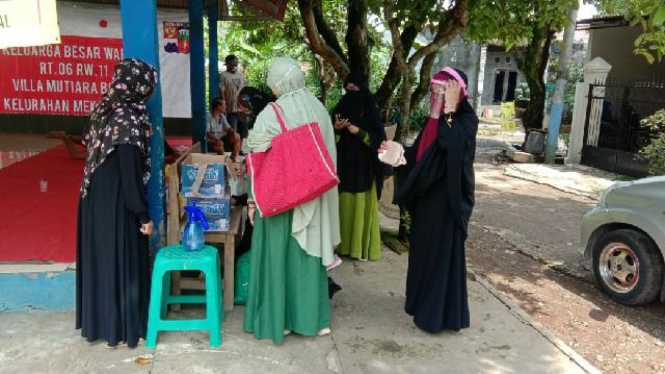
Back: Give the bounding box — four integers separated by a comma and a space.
592, 229, 663, 306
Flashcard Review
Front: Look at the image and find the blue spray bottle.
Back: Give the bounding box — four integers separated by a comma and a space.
182, 201, 209, 251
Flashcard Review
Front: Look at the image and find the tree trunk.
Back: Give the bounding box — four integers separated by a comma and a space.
410, 51, 438, 109
514, 23, 555, 143
314, 56, 329, 104
345, 0, 370, 76
297, 0, 350, 79
374, 25, 421, 110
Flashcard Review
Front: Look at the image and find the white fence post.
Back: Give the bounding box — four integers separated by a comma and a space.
565, 57, 612, 164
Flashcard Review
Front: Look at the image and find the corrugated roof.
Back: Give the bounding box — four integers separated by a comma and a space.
58, 0, 287, 20
59, 0, 190, 9
576, 15, 629, 30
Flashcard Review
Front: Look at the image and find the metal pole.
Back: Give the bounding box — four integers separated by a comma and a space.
545, 10, 578, 164
119, 0, 166, 249
208, 0, 220, 101
189, 0, 207, 149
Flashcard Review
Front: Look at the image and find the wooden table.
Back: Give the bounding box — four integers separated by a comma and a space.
166, 144, 245, 312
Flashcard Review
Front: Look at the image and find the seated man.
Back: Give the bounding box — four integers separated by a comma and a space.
207, 97, 241, 160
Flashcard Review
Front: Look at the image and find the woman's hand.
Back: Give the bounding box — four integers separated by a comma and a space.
140, 221, 154, 236
443, 80, 460, 114
334, 114, 350, 131
378, 141, 389, 152
248, 201, 256, 226
347, 124, 360, 134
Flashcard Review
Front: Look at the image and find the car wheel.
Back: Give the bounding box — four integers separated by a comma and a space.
592, 229, 663, 306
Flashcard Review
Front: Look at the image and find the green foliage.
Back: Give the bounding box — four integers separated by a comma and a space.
595, 0, 665, 63
466, 0, 578, 49
324, 80, 344, 113
400, 210, 412, 235
546, 58, 583, 121
408, 105, 430, 133
638, 109, 665, 175
516, 82, 531, 101
204, 3, 309, 88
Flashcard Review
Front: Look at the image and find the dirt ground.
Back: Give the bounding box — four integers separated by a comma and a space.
467, 127, 665, 374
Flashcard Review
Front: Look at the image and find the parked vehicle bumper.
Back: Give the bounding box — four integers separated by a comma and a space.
581, 203, 612, 258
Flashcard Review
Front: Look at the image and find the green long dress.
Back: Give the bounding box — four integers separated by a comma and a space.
243, 209, 330, 344
337, 130, 382, 261
244, 57, 339, 345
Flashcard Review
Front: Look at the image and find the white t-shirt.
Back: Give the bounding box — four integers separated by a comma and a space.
207, 113, 230, 139
219, 70, 246, 113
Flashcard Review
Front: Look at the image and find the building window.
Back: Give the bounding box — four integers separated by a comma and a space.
493, 69, 518, 103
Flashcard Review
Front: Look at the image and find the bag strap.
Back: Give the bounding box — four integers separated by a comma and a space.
269, 102, 289, 133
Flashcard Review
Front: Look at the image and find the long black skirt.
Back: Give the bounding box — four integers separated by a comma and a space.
75, 153, 150, 348
405, 179, 470, 333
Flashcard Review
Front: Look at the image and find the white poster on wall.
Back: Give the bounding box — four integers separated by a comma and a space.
0, 0, 61, 49
52, 2, 191, 118
158, 21, 191, 119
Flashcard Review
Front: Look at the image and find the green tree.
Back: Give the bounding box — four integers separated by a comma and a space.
595, 0, 665, 63
296, 0, 470, 140
466, 0, 578, 137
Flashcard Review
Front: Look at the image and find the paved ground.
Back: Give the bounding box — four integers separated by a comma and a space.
0, 247, 588, 374
472, 135, 597, 280
462, 127, 665, 374
503, 163, 618, 200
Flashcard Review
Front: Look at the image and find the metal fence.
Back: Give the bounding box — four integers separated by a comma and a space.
581, 78, 665, 177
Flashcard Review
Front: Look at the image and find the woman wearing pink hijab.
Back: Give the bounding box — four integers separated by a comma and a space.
393, 67, 478, 333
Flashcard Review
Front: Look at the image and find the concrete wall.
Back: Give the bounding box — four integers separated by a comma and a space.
480, 52, 525, 105
589, 25, 665, 81
0, 271, 75, 312
431, 35, 482, 109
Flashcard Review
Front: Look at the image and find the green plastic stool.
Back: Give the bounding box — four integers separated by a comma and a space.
146, 245, 223, 348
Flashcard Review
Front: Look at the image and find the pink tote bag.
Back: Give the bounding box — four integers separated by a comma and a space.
246, 103, 339, 217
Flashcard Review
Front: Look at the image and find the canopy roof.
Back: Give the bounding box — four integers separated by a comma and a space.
59, 0, 287, 21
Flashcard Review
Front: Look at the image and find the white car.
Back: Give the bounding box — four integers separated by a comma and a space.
581, 176, 665, 305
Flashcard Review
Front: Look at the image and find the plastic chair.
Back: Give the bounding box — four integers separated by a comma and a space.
146, 245, 223, 348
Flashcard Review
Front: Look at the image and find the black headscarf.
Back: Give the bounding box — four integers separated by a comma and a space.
332, 71, 387, 197
80, 58, 157, 198
394, 67, 478, 235
238, 86, 274, 114
238, 86, 275, 129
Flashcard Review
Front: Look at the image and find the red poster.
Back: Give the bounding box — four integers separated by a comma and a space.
0, 35, 123, 116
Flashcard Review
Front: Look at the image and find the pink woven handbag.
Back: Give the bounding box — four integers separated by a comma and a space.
246, 102, 339, 218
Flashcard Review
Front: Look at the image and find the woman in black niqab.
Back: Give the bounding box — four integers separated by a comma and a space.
332, 71, 387, 261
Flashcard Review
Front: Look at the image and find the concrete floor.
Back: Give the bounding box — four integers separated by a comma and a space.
0, 133, 590, 373
0, 249, 588, 374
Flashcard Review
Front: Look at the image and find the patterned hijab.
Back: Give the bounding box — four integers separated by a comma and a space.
80, 58, 158, 198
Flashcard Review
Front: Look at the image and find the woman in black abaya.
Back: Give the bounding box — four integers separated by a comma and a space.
393, 67, 478, 333
76, 58, 157, 348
